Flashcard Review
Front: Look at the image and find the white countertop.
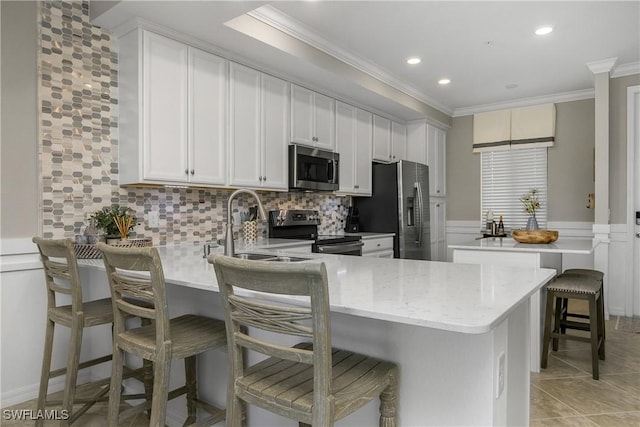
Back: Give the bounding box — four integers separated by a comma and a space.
449, 237, 596, 255
80, 242, 555, 335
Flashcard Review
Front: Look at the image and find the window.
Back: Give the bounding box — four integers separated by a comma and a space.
481, 147, 547, 230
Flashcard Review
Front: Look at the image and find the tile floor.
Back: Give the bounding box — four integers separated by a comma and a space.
531, 301, 640, 427
3, 306, 639, 426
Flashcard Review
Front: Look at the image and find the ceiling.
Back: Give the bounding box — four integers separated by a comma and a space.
92, 1, 640, 122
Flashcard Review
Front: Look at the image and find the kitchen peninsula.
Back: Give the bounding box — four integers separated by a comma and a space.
78, 242, 555, 426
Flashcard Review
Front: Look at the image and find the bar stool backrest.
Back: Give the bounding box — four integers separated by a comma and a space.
210, 255, 333, 408
32, 237, 83, 314
97, 243, 169, 350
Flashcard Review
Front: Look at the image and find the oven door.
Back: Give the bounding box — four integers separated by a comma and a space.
289, 145, 339, 191
313, 241, 364, 256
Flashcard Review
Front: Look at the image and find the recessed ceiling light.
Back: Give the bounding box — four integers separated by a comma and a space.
438, 79, 451, 85
406, 57, 421, 65
535, 26, 553, 35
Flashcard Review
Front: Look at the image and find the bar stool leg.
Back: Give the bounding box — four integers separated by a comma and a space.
36, 318, 55, 427
184, 356, 197, 426
552, 295, 562, 351
61, 315, 84, 426
588, 295, 600, 380
597, 293, 606, 360
149, 346, 171, 427
107, 345, 124, 427
541, 290, 555, 369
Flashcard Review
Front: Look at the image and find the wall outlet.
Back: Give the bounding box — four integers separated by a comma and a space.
148, 211, 159, 228
496, 351, 505, 399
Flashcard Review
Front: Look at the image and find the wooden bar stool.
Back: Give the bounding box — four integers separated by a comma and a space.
558, 269, 605, 336
210, 254, 398, 427
541, 272, 605, 379
98, 243, 227, 426
33, 237, 119, 426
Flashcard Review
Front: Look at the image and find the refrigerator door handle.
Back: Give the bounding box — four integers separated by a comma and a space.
415, 181, 424, 247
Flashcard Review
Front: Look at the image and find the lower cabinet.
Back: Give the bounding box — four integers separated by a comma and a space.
430, 199, 447, 261
362, 236, 394, 258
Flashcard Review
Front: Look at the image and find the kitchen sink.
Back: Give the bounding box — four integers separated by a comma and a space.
233, 253, 309, 262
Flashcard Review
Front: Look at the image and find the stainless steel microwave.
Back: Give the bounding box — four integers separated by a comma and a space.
289, 144, 339, 192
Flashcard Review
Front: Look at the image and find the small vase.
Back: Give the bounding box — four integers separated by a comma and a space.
526, 216, 539, 230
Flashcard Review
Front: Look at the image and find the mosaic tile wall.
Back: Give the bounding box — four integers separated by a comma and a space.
38, 1, 350, 245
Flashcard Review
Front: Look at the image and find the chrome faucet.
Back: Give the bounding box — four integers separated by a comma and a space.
224, 189, 267, 257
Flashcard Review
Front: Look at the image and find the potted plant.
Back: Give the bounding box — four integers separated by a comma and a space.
520, 188, 541, 230
90, 205, 136, 243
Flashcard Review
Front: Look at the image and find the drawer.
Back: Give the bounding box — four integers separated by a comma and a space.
362, 237, 393, 254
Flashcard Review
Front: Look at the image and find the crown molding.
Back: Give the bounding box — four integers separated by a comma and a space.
612, 61, 640, 78
248, 5, 454, 117
452, 89, 595, 117
586, 57, 618, 75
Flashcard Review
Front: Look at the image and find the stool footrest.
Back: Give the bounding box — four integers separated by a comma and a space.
559, 319, 591, 331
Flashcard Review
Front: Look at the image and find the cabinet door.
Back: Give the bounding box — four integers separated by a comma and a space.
143, 31, 188, 182
391, 121, 407, 161
430, 199, 446, 261
426, 124, 447, 196
189, 47, 227, 185
355, 108, 373, 195
229, 63, 261, 187
373, 115, 391, 162
426, 124, 438, 195
435, 127, 447, 196
290, 84, 315, 146
314, 92, 336, 151
406, 121, 428, 165
262, 74, 289, 190
336, 102, 357, 193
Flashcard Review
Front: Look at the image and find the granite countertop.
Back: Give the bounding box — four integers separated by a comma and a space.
80, 242, 555, 334
449, 237, 596, 254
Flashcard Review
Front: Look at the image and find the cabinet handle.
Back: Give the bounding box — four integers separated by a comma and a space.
437, 189, 440, 193
184, 169, 188, 175
190, 170, 194, 175
354, 185, 359, 189
259, 176, 263, 182
436, 204, 440, 207
377, 243, 381, 247
263, 176, 266, 181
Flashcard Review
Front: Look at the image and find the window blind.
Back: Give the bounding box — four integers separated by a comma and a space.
481, 147, 547, 230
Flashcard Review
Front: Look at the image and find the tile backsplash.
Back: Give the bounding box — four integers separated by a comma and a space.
38, 1, 349, 244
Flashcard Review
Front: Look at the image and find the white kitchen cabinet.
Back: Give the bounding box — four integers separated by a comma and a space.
430, 199, 447, 261
118, 29, 227, 186
229, 63, 289, 190
290, 84, 335, 151
336, 102, 372, 196
391, 121, 407, 161
407, 120, 447, 196
362, 236, 394, 258
373, 115, 391, 162
373, 116, 406, 163
189, 47, 227, 185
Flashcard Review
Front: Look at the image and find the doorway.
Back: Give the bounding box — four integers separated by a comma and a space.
628, 85, 640, 316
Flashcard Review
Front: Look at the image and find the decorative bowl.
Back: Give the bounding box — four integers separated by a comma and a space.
511, 229, 559, 244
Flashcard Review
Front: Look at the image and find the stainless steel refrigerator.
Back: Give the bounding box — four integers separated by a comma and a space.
353, 160, 430, 260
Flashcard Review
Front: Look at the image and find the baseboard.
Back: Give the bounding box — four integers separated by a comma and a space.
0, 372, 91, 408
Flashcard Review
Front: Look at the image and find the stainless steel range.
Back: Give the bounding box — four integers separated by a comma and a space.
268, 209, 363, 256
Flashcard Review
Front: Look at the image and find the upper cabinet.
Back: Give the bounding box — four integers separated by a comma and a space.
391, 121, 407, 161
119, 29, 227, 186
335, 102, 372, 196
229, 63, 289, 191
291, 84, 335, 151
373, 115, 406, 162
407, 120, 447, 197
